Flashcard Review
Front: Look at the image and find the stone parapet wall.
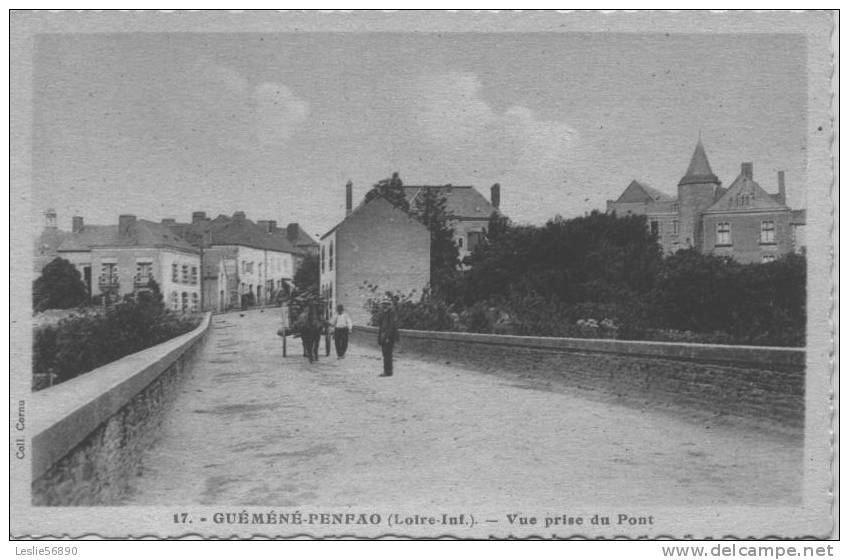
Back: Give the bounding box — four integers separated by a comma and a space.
352, 327, 804, 428
31, 313, 211, 506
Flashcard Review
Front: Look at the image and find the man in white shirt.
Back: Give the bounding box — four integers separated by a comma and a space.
331, 304, 353, 358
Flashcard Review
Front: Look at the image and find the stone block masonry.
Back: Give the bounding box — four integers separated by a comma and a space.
352, 327, 805, 429
31, 314, 211, 506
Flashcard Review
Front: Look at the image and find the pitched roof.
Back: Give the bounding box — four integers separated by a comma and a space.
57, 220, 197, 252
704, 172, 788, 214
285, 223, 319, 249
321, 192, 428, 240
615, 180, 675, 204
166, 215, 304, 254
679, 139, 720, 186
403, 185, 499, 220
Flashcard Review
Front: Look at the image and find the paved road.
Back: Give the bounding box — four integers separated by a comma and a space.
126, 309, 801, 508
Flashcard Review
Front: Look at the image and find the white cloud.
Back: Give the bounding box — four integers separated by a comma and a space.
252, 83, 311, 146
411, 71, 579, 221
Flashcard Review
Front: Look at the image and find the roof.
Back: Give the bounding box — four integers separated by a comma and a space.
679, 139, 720, 186
57, 220, 197, 253
165, 215, 304, 255
321, 192, 428, 240
791, 209, 806, 224
403, 185, 499, 220
704, 172, 788, 214
286, 223, 319, 249
615, 180, 675, 204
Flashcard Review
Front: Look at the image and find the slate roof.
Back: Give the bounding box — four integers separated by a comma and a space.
679, 140, 720, 186
704, 172, 788, 214
403, 185, 499, 220
615, 180, 675, 204
57, 220, 197, 253
165, 214, 304, 254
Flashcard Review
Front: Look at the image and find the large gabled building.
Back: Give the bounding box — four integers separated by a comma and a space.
607, 139, 806, 263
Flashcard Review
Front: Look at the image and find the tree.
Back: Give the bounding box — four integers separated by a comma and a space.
32, 257, 88, 312
411, 187, 460, 299
364, 172, 409, 212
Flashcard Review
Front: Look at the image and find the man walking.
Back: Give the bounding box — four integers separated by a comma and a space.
331, 304, 353, 358
377, 301, 399, 377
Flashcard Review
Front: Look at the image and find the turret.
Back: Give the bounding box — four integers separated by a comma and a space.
677, 139, 721, 249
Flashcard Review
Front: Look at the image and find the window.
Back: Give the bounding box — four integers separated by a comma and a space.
99, 263, 118, 287
467, 231, 484, 253
181, 292, 189, 313
716, 222, 732, 246
135, 262, 153, 285
650, 221, 660, 237
760, 221, 776, 244
321, 245, 326, 273
762, 254, 776, 263
191, 293, 199, 312
170, 291, 179, 311
672, 220, 679, 237
172, 263, 179, 282
329, 241, 334, 271
191, 266, 198, 285
672, 203, 680, 212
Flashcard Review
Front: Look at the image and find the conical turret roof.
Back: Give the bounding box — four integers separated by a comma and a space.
679, 139, 720, 186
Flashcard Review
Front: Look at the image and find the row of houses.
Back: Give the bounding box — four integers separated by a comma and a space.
35, 210, 318, 313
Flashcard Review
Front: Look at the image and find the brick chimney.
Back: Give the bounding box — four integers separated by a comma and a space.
777, 171, 786, 205
741, 162, 753, 180
72, 216, 84, 233
345, 180, 353, 216
490, 183, 501, 209
118, 214, 136, 238
44, 208, 57, 229
233, 211, 246, 222
192, 211, 207, 224
287, 222, 299, 243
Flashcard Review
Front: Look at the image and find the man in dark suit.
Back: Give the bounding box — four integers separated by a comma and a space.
377, 302, 399, 377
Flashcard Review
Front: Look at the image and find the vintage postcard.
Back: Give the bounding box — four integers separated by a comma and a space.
10, 10, 836, 539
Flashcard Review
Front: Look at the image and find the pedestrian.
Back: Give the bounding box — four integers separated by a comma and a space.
331, 304, 353, 358
377, 301, 399, 377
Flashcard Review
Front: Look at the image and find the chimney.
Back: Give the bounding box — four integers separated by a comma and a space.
192, 211, 207, 224
44, 208, 57, 230
233, 211, 246, 221
490, 183, 501, 209
777, 171, 786, 204
345, 180, 353, 216
741, 162, 753, 180
72, 216, 84, 233
118, 214, 136, 238
161, 218, 176, 226
287, 222, 299, 243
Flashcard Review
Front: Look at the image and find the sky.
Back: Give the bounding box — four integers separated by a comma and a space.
31, 32, 807, 238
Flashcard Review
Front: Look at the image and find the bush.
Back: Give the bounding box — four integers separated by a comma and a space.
32, 294, 201, 390
32, 257, 88, 312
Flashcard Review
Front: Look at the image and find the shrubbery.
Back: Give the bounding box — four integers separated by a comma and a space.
32, 285, 201, 390
362, 212, 806, 348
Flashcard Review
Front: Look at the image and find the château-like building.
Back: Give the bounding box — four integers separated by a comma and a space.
606, 139, 806, 264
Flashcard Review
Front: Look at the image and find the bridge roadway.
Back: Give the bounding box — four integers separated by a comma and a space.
125, 308, 801, 508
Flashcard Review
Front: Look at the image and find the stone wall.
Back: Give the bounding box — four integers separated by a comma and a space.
31, 314, 210, 506
352, 327, 804, 429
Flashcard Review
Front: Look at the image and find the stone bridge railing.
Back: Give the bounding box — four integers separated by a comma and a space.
353, 326, 806, 429
31, 313, 212, 506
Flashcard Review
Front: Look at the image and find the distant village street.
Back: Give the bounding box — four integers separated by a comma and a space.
124, 308, 802, 508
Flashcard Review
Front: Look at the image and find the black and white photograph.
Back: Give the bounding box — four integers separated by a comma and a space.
9, 10, 836, 541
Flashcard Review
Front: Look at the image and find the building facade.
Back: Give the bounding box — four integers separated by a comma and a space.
164, 211, 306, 310
320, 195, 431, 326
46, 214, 202, 310
607, 139, 806, 263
